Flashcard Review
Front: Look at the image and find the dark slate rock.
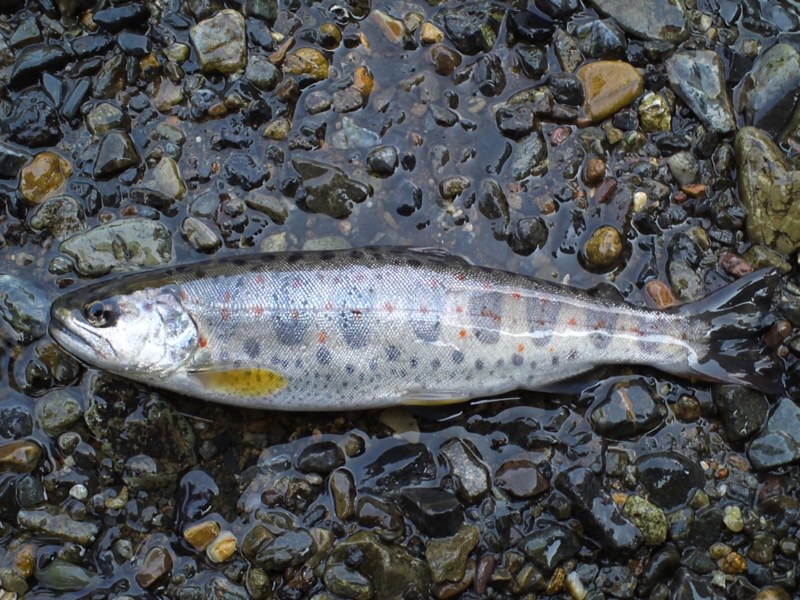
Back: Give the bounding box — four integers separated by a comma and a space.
748, 397, 800, 470
0, 406, 33, 439
296, 441, 345, 474
636, 452, 704, 510
439, 1, 504, 55
589, 379, 665, 439
245, 0, 278, 22
574, 19, 626, 58
713, 385, 769, 442
70, 33, 114, 57
495, 459, 550, 498
534, 0, 580, 18
16, 473, 45, 507
670, 567, 725, 600
0, 142, 30, 179
355, 496, 404, 534
741, 43, 800, 138
223, 153, 268, 190
516, 44, 548, 79
520, 524, 582, 571
94, 131, 140, 178
637, 545, 680, 596
470, 53, 506, 97
508, 216, 547, 255
366, 145, 398, 178
506, 7, 556, 44
61, 78, 92, 119
496, 104, 536, 139
9, 44, 70, 88
117, 32, 152, 56
8, 91, 62, 148
666, 51, 736, 134
256, 529, 315, 570
549, 72, 584, 106
687, 509, 723, 548
362, 442, 436, 490
587, 0, 689, 43
184, 0, 222, 19
176, 469, 219, 528
400, 487, 463, 538
93, 3, 149, 31
555, 466, 643, 553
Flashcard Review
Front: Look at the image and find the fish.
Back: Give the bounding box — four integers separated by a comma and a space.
48, 247, 782, 410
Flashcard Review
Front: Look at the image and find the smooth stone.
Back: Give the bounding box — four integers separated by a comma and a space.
293, 158, 369, 219
245, 54, 282, 91
181, 217, 221, 253
19, 152, 72, 205
0, 406, 33, 439
136, 157, 186, 205
184, 0, 222, 19
35, 390, 83, 437
0, 274, 48, 343
511, 131, 547, 180
283, 47, 330, 83
29, 195, 85, 240
520, 524, 582, 570
93, 3, 149, 31
583, 225, 623, 271
8, 90, 62, 147
60, 218, 173, 276
577, 61, 644, 122
184, 520, 221, 550
438, 1, 504, 55
245, 191, 290, 224
426, 525, 480, 583
94, 131, 140, 178
330, 468, 356, 520
255, 529, 315, 569
748, 397, 800, 470
639, 92, 671, 132
667, 151, 699, 186
190, 9, 247, 74
0, 439, 42, 472
666, 51, 736, 134
18, 509, 99, 544
636, 452, 704, 510
296, 441, 345, 474
495, 459, 550, 498
34, 559, 97, 592
589, 379, 664, 438
574, 19, 626, 58
136, 546, 173, 588
587, 0, 689, 43
736, 127, 800, 253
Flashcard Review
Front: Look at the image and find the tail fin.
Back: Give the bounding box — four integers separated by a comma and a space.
679, 269, 783, 394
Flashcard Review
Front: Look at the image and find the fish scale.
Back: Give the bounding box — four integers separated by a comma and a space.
49, 247, 782, 410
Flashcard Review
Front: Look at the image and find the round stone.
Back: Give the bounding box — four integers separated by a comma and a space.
19, 151, 72, 205
583, 225, 623, 271
576, 61, 644, 123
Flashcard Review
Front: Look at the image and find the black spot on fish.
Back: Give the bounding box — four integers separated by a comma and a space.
587, 308, 617, 349
475, 359, 484, 370
431, 358, 441, 370
369, 359, 379, 371
529, 361, 537, 370
452, 350, 464, 364
410, 357, 418, 368
551, 355, 559, 366
319, 251, 336, 261
349, 249, 364, 260
528, 299, 560, 347
496, 358, 504, 367
370, 251, 384, 261
512, 354, 524, 366
195, 269, 208, 279
243, 338, 261, 359
345, 364, 355, 374
317, 347, 331, 365
386, 346, 401, 361
412, 319, 440, 342
469, 292, 502, 345
287, 253, 303, 264
568, 349, 578, 360
295, 359, 304, 368
406, 258, 423, 268
262, 253, 276, 262
232, 257, 247, 267
274, 311, 309, 345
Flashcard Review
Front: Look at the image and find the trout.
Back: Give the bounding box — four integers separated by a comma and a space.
49, 247, 781, 409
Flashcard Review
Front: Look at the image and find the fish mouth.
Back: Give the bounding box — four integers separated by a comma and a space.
49, 306, 116, 364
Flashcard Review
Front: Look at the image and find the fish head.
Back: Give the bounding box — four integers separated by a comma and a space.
49, 280, 198, 376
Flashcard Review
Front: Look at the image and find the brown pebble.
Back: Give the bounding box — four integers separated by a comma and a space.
672, 395, 702, 421
584, 158, 606, 185
551, 126, 572, 146
673, 190, 689, 203
594, 178, 618, 203
720, 253, 753, 278
475, 555, 495, 595
720, 551, 747, 574
432, 560, 475, 600
15, 544, 37, 578
0, 440, 42, 472
546, 567, 567, 594
183, 521, 221, 551
681, 183, 706, 198
136, 546, 173, 588
430, 44, 462, 76
645, 279, 677, 308
495, 459, 549, 499
353, 65, 374, 97
19, 152, 72, 205
583, 225, 623, 271
764, 320, 792, 349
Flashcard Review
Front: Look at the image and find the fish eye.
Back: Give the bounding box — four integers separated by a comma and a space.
84, 300, 118, 328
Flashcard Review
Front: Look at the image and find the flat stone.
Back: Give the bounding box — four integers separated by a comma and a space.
34, 390, 83, 437
86, 102, 130, 135
666, 51, 736, 134
713, 385, 769, 442
135, 157, 186, 206
400, 487, 464, 537
736, 126, 800, 253
60, 218, 173, 276
748, 397, 800, 470
587, 0, 689, 43
190, 9, 247, 74
18, 509, 99, 545
577, 61, 644, 122
29, 195, 85, 240
495, 459, 550, 498
0, 440, 42, 472
245, 191, 290, 224
741, 43, 800, 138
10, 44, 70, 88
182, 217, 221, 254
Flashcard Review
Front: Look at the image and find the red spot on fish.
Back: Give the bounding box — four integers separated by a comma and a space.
255, 275, 266, 285
537, 319, 546, 326
456, 273, 466, 281
254, 305, 264, 316
481, 308, 502, 323
459, 329, 468, 339
455, 305, 464, 314
430, 278, 440, 288
512, 292, 522, 300
199, 337, 208, 348
351, 309, 362, 318
420, 305, 429, 314
629, 325, 642, 336
517, 343, 525, 353
319, 331, 327, 343
223, 292, 232, 303
180, 289, 188, 302
324, 301, 334, 310
568, 317, 577, 327
290, 309, 300, 320
595, 319, 606, 330
293, 277, 303, 288
221, 308, 231, 321
384, 302, 394, 313
482, 282, 493, 290
541, 298, 550, 305
548, 347, 554, 352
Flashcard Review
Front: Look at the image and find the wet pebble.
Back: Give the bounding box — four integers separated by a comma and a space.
713, 385, 769, 442
135, 157, 186, 206
587, 0, 688, 42
256, 529, 315, 570
495, 459, 549, 498
182, 217, 222, 253
0, 439, 41, 472
34, 559, 97, 592
19, 151, 72, 205
400, 487, 463, 537
366, 145, 399, 178
574, 19, 626, 58
207, 530, 237, 563
245, 54, 282, 91
667, 151, 699, 187
296, 441, 345, 474
623, 495, 667, 545
589, 379, 664, 438
93, 131, 140, 178
666, 51, 736, 134
439, 2, 503, 55
283, 47, 330, 83
741, 43, 800, 138
34, 390, 82, 437
639, 92, 671, 132
223, 153, 267, 190
521, 524, 581, 571
293, 158, 369, 219
0, 406, 33, 439
136, 546, 173, 588
190, 9, 247, 74
582, 225, 623, 271
426, 524, 479, 583
440, 438, 490, 505
576, 61, 644, 123
183, 520, 220, 550
636, 452, 704, 510
10, 44, 70, 88
18, 509, 98, 545
0, 275, 48, 344
748, 397, 800, 470
330, 468, 356, 520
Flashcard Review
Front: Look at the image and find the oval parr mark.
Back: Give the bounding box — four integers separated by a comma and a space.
317, 347, 332, 365
587, 308, 618, 349
527, 298, 561, 347
274, 311, 309, 345
469, 292, 503, 345
243, 338, 261, 359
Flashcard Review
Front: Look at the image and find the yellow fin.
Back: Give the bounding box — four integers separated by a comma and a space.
399, 390, 467, 406
192, 368, 288, 397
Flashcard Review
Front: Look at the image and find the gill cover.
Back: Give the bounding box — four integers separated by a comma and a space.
50, 283, 199, 375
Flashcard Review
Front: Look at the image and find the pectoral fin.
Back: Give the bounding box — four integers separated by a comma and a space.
190, 367, 288, 397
